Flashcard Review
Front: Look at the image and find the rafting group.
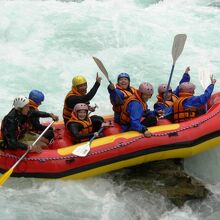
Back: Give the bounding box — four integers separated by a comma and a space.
0, 34, 217, 154
0, 62, 217, 154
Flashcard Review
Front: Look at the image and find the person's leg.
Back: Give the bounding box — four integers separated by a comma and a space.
42, 128, 54, 144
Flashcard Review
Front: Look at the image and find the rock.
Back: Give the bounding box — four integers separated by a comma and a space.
108, 159, 209, 207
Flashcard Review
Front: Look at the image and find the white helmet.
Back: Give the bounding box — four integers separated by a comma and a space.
13, 96, 29, 110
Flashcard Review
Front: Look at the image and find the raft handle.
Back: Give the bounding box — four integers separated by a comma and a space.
168, 132, 178, 137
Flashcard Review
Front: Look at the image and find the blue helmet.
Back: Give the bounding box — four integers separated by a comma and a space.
29, 90, 45, 105
117, 73, 130, 82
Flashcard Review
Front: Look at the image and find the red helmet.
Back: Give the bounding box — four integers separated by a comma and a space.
73, 103, 88, 113
139, 82, 154, 96
158, 84, 172, 95
179, 82, 195, 93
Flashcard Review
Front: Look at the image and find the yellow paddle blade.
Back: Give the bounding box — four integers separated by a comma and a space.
0, 168, 13, 186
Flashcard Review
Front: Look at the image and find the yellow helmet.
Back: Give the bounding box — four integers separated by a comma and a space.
72, 75, 87, 87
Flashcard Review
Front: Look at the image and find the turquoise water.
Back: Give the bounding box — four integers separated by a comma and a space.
0, 0, 220, 219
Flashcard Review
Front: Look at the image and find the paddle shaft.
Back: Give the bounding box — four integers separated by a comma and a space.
90, 127, 104, 143
0, 121, 54, 186
11, 121, 54, 169
163, 34, 187, 103
93, 56, 123, 104
163, 64, 175, 102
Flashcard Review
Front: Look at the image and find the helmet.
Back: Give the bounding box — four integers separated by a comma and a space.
73, 103, 88, 113
13, 96, 29, 110
139, 82, 154, 96
117, 73, 130, 82
29, 90, 45, 105
179, 82, 196, 93
72, 75, 87, 87
158, 84, 172, 95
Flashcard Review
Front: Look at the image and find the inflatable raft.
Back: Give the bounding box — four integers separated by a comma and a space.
1, 92, 220, 180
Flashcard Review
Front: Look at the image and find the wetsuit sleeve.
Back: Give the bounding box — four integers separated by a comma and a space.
2, 118, 28, 150
28, 109, 52, 131
29, 109, 51, 118
66, 81, 100, 108
67, 122, 94, 142
183, 84, 214, 108
127, 101, 146, 133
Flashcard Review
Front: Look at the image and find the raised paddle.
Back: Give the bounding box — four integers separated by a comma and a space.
72, 127, 104, 157
93, 57, 113, 84
199, 69, 210, 91
0, 121, 54, 186
199, 69, 212, 112
163, 34, 187, 102
93, 56, 123, 104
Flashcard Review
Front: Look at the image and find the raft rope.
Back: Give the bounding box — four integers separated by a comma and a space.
1, 108, 220, 162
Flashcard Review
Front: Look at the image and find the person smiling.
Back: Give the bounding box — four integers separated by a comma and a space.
66, 103, 104, 143
108, 72, 136, 123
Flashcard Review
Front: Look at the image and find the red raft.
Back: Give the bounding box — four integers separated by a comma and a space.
1, 92, 220, 180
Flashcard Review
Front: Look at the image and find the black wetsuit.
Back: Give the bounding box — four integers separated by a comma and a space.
1, 108, 29, 150
1, 108, 53, 150
28, 107, 54, 141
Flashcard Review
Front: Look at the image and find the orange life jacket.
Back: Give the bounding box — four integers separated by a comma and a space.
66, 113, 93, 143
113, 84, 136, 113
28, 99, 39, 110
120, 90, 147, 124
156, 94, 179, 107
28, 100, 40, 132
173, 92, 198, 123
63, 87, 82, 123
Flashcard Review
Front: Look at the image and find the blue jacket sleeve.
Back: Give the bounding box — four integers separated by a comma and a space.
143, 108, 157, 117
183, 84, 214, 108
154, 102, 166, 112
108, 87, 124, 106
126, 101, 145, 133
174, 72, 190, 96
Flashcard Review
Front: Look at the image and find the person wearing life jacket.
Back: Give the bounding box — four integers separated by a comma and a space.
66, 103, 104, 143
1, 96, 43, 153
108, 72, 137, 123
63, 74, 102, 125
120, 82, 158, 137
28, 89, 59, 144
154, 66, 191, 113
172, 75, 216, 123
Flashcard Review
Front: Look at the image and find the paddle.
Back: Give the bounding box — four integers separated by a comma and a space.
163, 34, 187, 102
93, 56, 123, 104
198, 69, 210, 90
0, 121, 54, 186
199, 69, 211, 112
93, 57, 113, 84
72, 127, 104, 157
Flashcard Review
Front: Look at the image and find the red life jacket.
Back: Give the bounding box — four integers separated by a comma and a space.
120, 90, 147, 124
66, 113, 93, 143
63, 87, 81, 123
113, 85, 136, 113
173, 92, 198, 123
